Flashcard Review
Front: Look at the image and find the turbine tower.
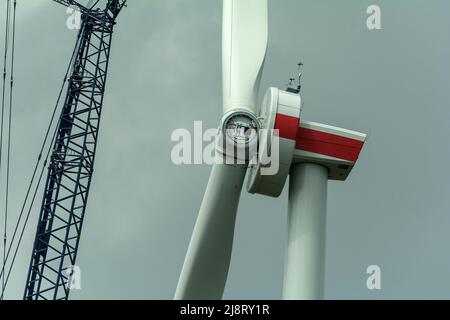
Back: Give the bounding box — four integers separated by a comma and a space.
175, 0, 366, 300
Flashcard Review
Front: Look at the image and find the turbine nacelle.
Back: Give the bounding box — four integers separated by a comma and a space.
293, 121, 366, 181
247, 88, 367, 198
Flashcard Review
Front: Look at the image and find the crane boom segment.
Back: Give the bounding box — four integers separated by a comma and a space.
23, 0, 126, 300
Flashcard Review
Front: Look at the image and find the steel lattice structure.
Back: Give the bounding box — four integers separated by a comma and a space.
24, 0, 126, 300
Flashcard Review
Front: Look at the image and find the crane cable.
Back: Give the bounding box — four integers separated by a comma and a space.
1, 0, 12, 299
0, 15, 85, 299
3, 0, 15, 299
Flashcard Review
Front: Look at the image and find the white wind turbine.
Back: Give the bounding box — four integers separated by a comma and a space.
175, 0, 366, 300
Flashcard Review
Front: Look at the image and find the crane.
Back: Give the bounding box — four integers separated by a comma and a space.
22, 0, 127, 300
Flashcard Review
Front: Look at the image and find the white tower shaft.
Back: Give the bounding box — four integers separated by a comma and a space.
283, 163, 328, 300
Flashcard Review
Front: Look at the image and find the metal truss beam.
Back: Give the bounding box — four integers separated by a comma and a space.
24, 1, 126, 300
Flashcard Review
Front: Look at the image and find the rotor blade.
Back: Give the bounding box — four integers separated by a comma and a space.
175, 164, 246, 300
175, 0, 268, 300
222, 0, 268, 115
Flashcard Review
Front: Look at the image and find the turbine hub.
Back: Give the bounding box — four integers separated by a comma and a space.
215, 110, 260, 164
222, 112, 259, 146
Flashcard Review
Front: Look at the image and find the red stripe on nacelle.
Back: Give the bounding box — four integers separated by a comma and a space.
274, 114, 299, 140
295, 127, 364, 162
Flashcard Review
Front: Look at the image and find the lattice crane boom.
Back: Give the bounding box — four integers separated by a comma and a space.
53, 0, 127, 19
23, 0, 126, 300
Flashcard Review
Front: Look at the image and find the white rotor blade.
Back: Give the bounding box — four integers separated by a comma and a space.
223, 0, 268, 115
174, 164, 246, 300
175, 0, 268, 300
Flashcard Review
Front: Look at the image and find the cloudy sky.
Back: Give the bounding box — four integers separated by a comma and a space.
1, 0, 450, 299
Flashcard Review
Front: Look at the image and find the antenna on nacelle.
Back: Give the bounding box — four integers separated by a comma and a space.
287, 62, 303, 94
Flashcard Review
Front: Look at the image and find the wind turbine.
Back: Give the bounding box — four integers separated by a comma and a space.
175, 0, 366, 300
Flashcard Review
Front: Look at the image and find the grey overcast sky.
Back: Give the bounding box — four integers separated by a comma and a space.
1, 0, 450, 299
